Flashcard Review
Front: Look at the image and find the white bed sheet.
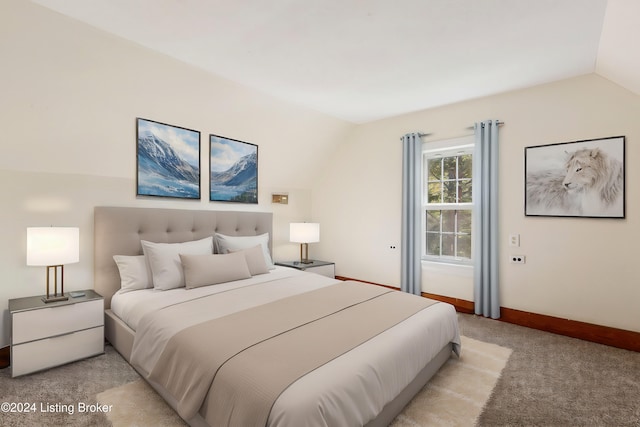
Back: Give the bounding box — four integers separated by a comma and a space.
117, 268, 461, 427
111, 266, 315, 331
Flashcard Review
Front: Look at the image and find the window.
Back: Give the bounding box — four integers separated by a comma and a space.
422, 137, 474, 264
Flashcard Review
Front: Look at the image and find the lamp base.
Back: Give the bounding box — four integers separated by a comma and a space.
43, 265, 68, 303
298, 243, 314, 264
42, 295, 68, 303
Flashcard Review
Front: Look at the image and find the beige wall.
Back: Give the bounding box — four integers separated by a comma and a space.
313, 74, 640, 334
2, 0, 638, 349
0, 0, 353, 347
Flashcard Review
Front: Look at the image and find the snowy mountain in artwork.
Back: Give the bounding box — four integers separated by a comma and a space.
210, 151, 257, 202
138, 133, 199, 198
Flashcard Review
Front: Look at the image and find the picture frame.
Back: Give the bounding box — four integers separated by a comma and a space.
136, 118, 201, 199
525, 136, 625, 218
209, 134, 258, 203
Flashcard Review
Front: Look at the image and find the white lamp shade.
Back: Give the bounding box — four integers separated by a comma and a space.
27, 227, 80, 266
290, 223, 320, 243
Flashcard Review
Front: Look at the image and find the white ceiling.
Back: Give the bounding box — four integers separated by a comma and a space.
31, 0, 640, 123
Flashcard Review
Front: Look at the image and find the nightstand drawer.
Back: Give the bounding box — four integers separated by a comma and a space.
12, 299, 103, 344
11, 326, 104, 377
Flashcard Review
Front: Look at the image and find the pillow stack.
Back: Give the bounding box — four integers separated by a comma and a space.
214, 233, 275, 269
113, 233, 274, 292
141, 237, 214, 290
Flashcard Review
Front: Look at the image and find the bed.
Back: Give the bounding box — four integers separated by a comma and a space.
94, 206, 461, 427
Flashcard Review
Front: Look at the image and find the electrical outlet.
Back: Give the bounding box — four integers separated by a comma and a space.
509, 255, 525, 264
509, 234, 520, 247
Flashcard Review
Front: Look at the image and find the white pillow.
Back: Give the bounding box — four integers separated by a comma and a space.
113, 255, 152, 293
141, 236, 213, 290
228, 244, 270, 276
215, 233, 274, 269
180, 252, 251, 289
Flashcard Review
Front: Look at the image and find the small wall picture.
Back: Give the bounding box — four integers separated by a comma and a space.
525, 136, 625, 218
136, 118, 201, 199
209, 134, 258, 203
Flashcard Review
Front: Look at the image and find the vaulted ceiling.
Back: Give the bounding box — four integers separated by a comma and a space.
32, 0, 640, 123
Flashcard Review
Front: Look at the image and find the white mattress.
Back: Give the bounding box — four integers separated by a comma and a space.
114, 267, 461, 426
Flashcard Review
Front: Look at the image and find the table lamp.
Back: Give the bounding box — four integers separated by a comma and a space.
290, 223, 319, 264
27, 227, 79, 303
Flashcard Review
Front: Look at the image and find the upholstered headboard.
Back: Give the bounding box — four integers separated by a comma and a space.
94, 206, 273, 309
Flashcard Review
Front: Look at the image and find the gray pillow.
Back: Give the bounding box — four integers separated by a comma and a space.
180, 252, 251, 289
228, 244, 269, 276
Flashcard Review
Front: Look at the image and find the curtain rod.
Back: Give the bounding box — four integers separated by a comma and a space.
465, 120, 505, 131
401, 121, 504, 140
399, 132, 431, 141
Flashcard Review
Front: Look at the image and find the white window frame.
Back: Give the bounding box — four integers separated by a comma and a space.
422, 136, 474, 265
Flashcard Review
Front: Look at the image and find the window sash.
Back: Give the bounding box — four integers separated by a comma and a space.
424, 153, 472, 205
423, 208, 472, 263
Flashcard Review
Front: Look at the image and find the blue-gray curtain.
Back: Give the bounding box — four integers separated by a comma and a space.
473, 120, 500, 318
401, 132, 422, 295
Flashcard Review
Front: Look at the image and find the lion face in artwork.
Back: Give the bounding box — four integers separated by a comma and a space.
562, 148, 605, 193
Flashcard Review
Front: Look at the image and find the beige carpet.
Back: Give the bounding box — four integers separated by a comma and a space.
391, 336, 512, 426
97, 336, 511, 427
97, 379, 187, 427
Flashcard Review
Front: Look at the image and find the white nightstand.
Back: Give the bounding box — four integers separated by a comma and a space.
9, 289, 104, 377
275, 260, 335, 279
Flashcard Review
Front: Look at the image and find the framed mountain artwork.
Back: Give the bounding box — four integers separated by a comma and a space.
136, 118, 201, 199
209, 134, 258, 204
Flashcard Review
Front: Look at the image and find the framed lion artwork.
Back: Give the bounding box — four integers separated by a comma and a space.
525, 136, 625, 218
